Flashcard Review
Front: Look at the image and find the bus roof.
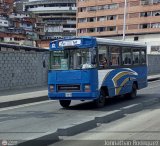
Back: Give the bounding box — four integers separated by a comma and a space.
49, 36, 147, 51
96, 37, 147, 48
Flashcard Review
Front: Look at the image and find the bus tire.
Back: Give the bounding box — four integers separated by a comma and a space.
126, 83, 137, 99
59, 100, 71, 108
94, 90, 106, 108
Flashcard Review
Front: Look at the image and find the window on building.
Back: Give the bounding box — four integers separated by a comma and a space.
134, 36, 139, 41
151, 46, 160, 54
140, 24, 150, 29
122, 47, 132, 65
97, 27, 106, 32
87, 28, 96, 33
153, 0, 160, 4
97, 16, 106, 21
141, 0, 152, 5
107, 26, 116, 31
151, 23, 160, 28
108, 4, 118, 9
79, 7, 86, 12
107, 15, 117, 20
110, 46, 121, 66
78, 28, 87, 33
78, 18, 87, 23
153, 11, 160, 16
140, 12, 151, 17
87, 17, 96, 22
88, 6, 97, 11
98, 5, 106, 10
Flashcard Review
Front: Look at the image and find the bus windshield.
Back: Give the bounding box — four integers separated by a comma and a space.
50, 48, 97, 70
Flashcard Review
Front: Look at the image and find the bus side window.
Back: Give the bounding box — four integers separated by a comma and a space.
122, 47, 132, 65
133, 48, 140, 65
98, 45, 109, 69
141, 48, 146, 64
110, 46, 121, 66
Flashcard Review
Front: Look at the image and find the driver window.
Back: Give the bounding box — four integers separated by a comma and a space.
98, 45, 109, 69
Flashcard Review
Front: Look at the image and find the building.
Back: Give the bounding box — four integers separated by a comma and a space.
0, 12, 38, 46
25, 0, 76, 48
77, 0, 160, 54
0, 0, 14, 15
13, 0, 29, 13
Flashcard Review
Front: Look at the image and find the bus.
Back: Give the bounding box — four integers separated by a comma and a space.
48, 36, 147, 108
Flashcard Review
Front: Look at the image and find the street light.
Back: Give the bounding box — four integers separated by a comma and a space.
122, 0, 127, 41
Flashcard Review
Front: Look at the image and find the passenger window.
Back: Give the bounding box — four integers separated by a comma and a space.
133, 48, 140, 65
122, 47, 132, 65
98, 45, 109, 69
110, 46, 121, 66
141, 48, 146, 64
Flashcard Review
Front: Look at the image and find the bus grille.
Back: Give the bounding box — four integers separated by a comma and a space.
57, 85, 81, 92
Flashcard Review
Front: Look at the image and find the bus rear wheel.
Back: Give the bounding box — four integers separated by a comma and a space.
94, 90, 106, 108
125, 83, 137, 99
59, 100, 71, 108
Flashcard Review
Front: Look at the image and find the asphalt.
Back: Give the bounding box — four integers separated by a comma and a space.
0, 74, 160, 108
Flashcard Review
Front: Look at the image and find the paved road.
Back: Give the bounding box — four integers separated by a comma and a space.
51, 103, 160, 146
0, 81, 160, 142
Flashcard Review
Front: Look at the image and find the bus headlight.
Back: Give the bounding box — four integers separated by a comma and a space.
84, 84, 91, 92
49, 85, 54, 92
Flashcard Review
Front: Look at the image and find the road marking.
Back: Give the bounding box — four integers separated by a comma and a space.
0, 100, 54, 112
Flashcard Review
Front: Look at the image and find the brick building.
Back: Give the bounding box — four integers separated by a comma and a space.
77, 0, 160, 54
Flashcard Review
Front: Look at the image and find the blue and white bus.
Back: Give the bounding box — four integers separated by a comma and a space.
48, 37, 147, 108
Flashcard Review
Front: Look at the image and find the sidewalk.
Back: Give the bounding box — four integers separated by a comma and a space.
0, 86, 48, 108
0, 74, 160, 108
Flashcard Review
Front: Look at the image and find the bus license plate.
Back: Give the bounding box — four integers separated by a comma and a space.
65, 93, 72, 97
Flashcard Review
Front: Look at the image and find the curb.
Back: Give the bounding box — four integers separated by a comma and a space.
148, 77, 160, 82
18, 131, 59, 146
0, 96, 48, 108
95, 110, 124, 123
57, 118, 97, 136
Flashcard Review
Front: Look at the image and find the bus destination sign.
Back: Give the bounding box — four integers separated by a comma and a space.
59, 39, 81, 47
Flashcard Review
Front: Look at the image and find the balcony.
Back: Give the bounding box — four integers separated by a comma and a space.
28, 7, 77, 12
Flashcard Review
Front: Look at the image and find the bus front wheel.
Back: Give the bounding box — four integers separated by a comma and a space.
59, 100, 71, 108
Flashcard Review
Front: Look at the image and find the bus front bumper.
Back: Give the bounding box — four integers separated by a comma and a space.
48, 92, 99, 100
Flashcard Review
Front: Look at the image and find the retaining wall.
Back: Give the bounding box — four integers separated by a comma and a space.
0, 45, 49, 91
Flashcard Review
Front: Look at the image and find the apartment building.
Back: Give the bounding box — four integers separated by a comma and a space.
25, 0, 76, 48
77, 0, 160, 54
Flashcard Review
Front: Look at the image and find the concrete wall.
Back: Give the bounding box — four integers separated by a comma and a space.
0, 51, 49, 91
148, 55, 160, 75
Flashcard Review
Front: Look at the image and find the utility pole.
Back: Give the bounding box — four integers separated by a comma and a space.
123, 0, 127, 41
